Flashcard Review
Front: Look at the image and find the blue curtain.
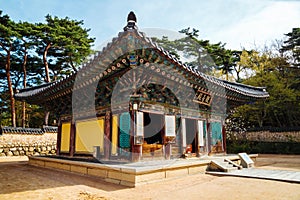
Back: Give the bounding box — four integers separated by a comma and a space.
211, 122, 222, 145
119, 112, 131, 148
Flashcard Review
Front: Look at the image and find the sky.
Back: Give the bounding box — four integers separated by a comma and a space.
1, 0, 299, 50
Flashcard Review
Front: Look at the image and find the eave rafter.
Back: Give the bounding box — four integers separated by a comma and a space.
14, 26, 269, 116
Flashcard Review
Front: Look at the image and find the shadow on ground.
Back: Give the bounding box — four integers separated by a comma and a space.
0, 161, 127, 195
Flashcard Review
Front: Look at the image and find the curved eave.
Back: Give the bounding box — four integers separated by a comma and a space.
14, 29, 269, 105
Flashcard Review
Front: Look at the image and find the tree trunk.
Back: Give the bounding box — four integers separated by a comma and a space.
43, 43, 51, 125
22, 49, 27, 128
5, 51, 16, 127
236, 70, 241, 82
43, 43, 51, 83
44, 111, 50, 126
70, 58, 77, 72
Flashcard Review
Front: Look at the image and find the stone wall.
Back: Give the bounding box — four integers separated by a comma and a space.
236, 131, 300, 142
0, 132, 57, 157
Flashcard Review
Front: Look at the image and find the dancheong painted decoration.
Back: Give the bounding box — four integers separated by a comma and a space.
15, 12, 269, 162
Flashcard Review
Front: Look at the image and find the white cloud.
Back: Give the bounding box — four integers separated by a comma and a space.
1, 0, 299, 51
212, 1, 300, 49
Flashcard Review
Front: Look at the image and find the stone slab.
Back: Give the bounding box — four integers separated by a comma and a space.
70, 165, 87, 174
87, 168, 108, 178
206, 168, 300, 183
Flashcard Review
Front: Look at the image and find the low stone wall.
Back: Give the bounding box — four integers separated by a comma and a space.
236, 131, 300, 143
0, 132, 57, 157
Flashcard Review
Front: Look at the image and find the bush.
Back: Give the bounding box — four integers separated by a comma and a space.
227, 141, 300, 154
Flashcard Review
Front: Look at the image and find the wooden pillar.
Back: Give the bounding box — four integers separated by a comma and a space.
56, 119, 62, 155
207, 122, 212, 154
69, 120, 76, 157
130, 109, 141, 162
222, 124, 227, 153
181, 118, 186, 155
165, 143, 171, 160
195, 120, 200, 157
163, 115, 172, 160
104, 111, 111, 160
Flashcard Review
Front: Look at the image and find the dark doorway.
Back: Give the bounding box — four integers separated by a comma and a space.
143, 112, 164, 144
185, 118, 197, 153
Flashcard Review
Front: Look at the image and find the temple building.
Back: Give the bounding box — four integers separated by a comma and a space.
15, 12, 269, 162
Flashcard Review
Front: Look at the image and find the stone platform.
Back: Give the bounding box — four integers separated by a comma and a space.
207, 168, 300, 183
28, 154, 258, 187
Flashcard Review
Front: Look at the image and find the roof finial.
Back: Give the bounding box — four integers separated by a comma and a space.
124, 11, 137, 31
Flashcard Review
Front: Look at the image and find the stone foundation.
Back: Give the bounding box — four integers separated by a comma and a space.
28, 154, 258, 187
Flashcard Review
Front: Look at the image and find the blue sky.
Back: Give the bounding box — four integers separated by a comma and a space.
1, 0, 299, 50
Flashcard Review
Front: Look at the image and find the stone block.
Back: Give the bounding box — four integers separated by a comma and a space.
19, 150, 25, 156
104, 178, 121, 185
70, 165, 87, 174
10, 147, 17, 151
44, 161, 70, 171
165, 168, 188, 178
30, 159, 45, 167
87, 168, 108, 178
29, 147, 34, 152
120, 173, 136, 182
26, 151, 33, 156
188, 165, 206, 174
0, 148, 3, 153
0, 153, 6, 157
107, 170, 123, 180
6, 151, 13, 156
136, 171, 166, 183
120, 180, 135, 187
13, 151, 20, 156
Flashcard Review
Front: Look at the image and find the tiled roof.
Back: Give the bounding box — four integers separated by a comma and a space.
15, 13, 269, 104
1, 126, 58, 134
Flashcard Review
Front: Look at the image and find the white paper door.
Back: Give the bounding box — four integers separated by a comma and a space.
198, 120, 204, 146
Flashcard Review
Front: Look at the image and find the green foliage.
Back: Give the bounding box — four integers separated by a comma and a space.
35, 15, 95, 81
152, 26, 300, 129
229, 44, 300, 128
281, 28, 300, 68
0, 10, 95, 127
227, 141, 300, 154
153, 27, 242, 80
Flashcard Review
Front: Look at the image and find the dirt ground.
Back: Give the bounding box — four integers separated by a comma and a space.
0, 154, 299, 200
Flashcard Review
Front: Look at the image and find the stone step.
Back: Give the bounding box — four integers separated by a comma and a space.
208, 160, 239, 172
224, 158, 243, 170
